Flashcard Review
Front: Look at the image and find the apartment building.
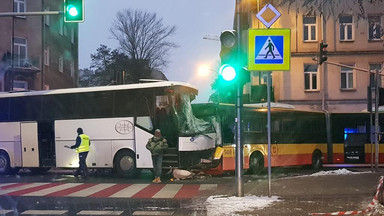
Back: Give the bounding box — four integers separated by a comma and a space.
0, 0, 78, 92
244, 1, 384, 113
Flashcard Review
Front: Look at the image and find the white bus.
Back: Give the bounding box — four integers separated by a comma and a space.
0, 81, 216, 177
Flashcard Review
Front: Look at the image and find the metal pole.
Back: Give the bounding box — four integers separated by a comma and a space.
369, 85, 374, 170
0, 11, 62, 17
375, 68, 380, 171
235, 0, 244, 197
267, 71, 272, 197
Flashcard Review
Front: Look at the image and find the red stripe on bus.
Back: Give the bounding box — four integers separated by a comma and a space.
174, 184, 200, 199
223, 153, 318, 170
1, 183, 29, 190
7, 183, 65, 196
45, 183, 97, 197
131, 184, 165, 198
88, 184, 132, 198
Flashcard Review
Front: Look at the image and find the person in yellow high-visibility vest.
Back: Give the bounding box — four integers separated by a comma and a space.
65, 128, 91, 178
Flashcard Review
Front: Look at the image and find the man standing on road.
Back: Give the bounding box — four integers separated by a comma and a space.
146, 129, 168, 183
65, 128, 91, 179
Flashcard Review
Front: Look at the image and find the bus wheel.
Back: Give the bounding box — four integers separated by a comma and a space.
0, 151, 10, 175
114, 151, 137, 178
248, 152, 264, 175
312, 151, 323, 170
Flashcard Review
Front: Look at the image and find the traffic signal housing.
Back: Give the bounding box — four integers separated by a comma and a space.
219, 30, 238, 83
319, 42, 328, 65
64, 0, 84, 22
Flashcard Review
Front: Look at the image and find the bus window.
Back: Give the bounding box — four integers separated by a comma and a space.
136, 116, 153, 131
43, 94, 75, 120
115, 90, 136, 117
0, 98, 10, 121
76, 92, 113, 118
156, 95, 169, 108
11, 96, 42, 121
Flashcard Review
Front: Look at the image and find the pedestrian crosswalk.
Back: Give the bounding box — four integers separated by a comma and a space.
0, 182, 217, 199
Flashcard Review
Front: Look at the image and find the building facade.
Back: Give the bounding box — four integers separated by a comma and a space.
0, 0, 78, 92
244, 1, 384, 113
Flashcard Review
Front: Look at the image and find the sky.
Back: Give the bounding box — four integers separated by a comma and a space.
79, 1, 235, 103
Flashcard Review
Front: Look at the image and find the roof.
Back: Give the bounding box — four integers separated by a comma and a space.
0, 81, 198, 98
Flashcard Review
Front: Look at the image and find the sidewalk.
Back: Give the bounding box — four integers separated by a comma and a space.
185, 169, 384, 216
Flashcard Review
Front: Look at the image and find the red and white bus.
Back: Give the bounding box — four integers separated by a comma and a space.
0, 81, 216, 177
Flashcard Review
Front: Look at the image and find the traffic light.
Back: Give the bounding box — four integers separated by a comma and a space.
319, 42, 328, 65
64, 0, 84, 23
219, 30, 238, 83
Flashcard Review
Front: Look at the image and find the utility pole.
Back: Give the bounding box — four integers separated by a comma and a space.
375, 68, 380, 171
235, 0, 244, 197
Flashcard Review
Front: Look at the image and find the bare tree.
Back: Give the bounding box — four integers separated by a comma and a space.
110, 9, 178, 71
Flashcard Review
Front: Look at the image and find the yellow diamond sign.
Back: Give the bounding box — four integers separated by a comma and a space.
256, 4, 281, 28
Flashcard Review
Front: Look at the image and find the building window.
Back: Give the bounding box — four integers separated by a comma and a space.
59, 53, 63, 72
368, 15, 383, 41
71, 27, 75, 44
44, 6, 50, 26
341, 65, 354, 89
13, 80, 28, 91
369, 64, 382, 87
339, 15, 354, 41
70, 60, 75, 78
13, 0, 25, 13
59, 19, 64, 35
13, 37, 27, 67
44, 47, 50, 66
304, 64, 318, 90
64, 25, 68, 36
303, 16, 317, 42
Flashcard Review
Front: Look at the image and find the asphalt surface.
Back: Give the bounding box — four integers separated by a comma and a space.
180, 168, 384, 216
1, 168, 384, 215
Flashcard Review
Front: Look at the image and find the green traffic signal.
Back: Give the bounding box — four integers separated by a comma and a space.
219, 64, 237, 82
64, 0, 84, 23
67, 5, 79, 16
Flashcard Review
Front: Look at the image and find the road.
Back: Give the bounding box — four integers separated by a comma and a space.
0, 168, 216, 215
1, 167, 384, 215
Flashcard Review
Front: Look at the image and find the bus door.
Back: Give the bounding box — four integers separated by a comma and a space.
21, 122, 39, 167
135, 116, 154, 168
344, 128, 366, 163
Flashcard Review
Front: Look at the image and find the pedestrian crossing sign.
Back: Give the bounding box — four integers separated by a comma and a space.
248, 28, 290, 71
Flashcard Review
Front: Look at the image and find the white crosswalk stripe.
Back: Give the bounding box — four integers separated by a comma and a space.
20, 210, 68, 215
23, 183, 83, 196
67, 183, 115, 197
109, 183, 149, 198
0, 183, 49, 195
77, 210, 124, 215
199, 184, 217, 191
152, 184, 183, 199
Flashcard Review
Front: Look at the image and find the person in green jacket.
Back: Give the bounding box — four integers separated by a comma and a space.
146, 129, 168, 183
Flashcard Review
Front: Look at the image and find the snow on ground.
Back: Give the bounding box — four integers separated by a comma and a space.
205, 195, 280, 216
310, 168, 369, 176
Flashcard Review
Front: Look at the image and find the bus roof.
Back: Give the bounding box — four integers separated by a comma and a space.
0, 81, 198, 98
192, 102, 325, 114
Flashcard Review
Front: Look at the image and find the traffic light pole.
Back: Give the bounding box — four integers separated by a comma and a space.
235, 0, 244, 197
375, 68, 380, 171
